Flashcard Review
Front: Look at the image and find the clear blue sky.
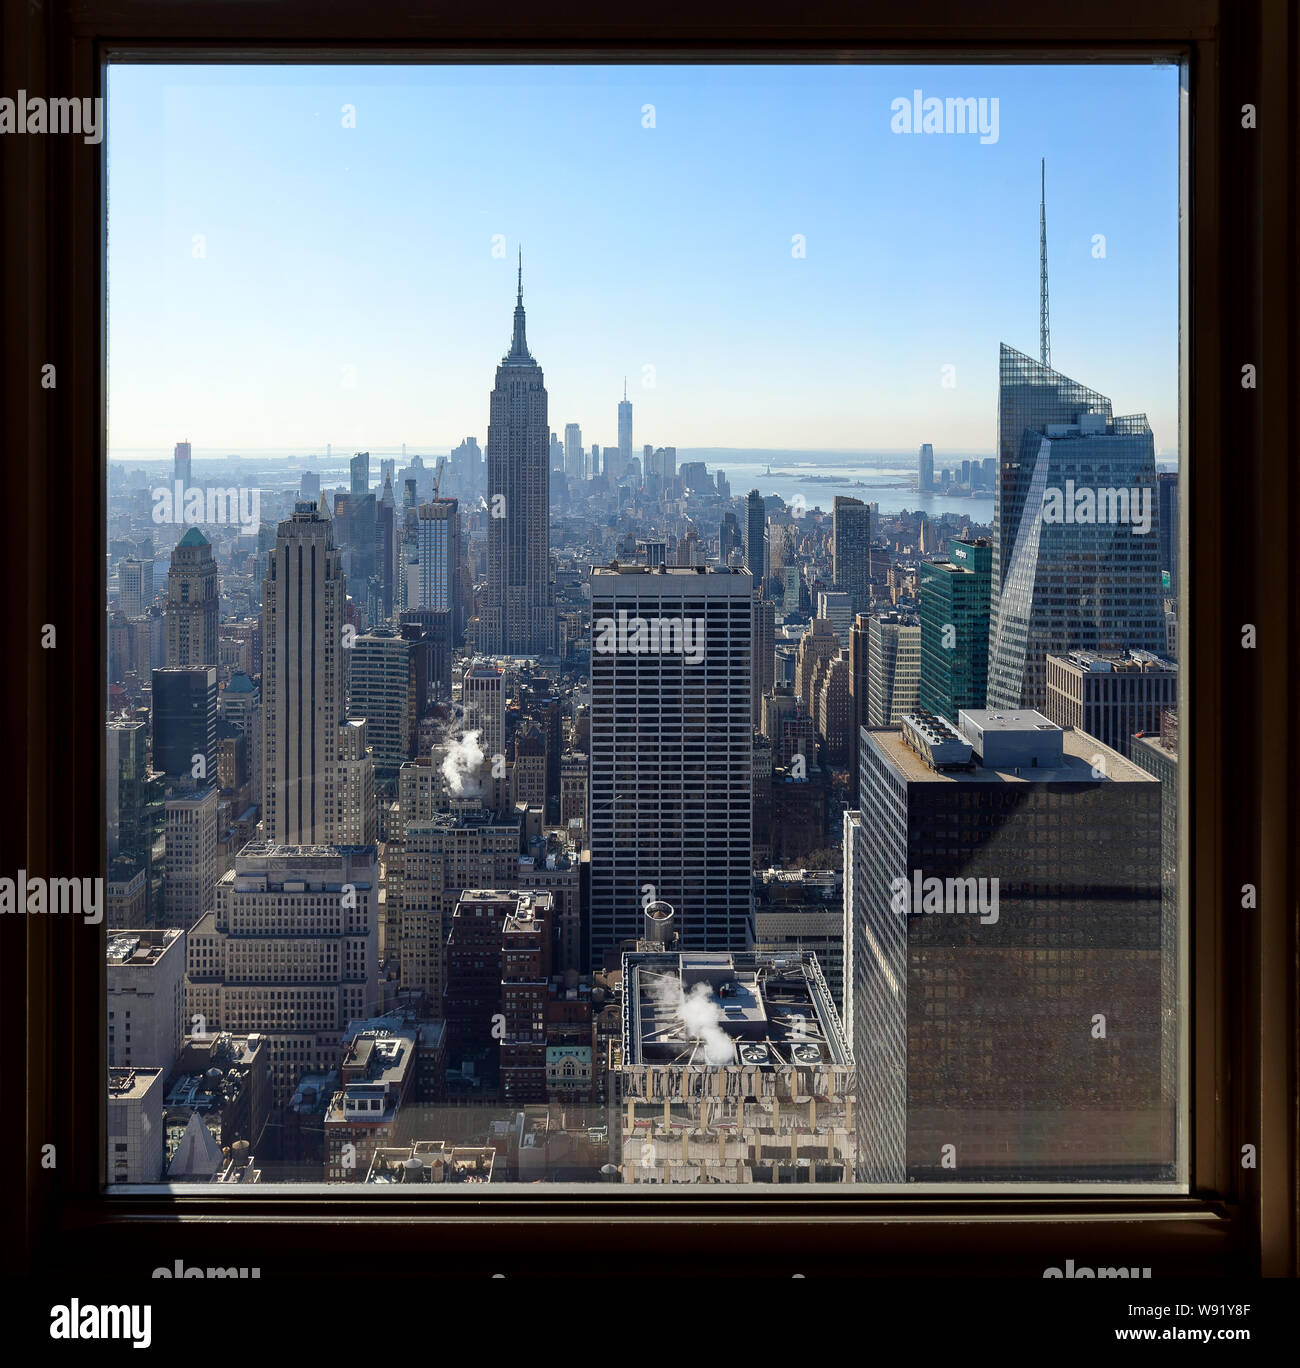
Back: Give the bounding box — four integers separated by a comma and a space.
107, 62, 1180, 458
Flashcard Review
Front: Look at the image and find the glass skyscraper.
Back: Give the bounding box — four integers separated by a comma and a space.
919, 536, 992, 719
988, 345, 1165, 710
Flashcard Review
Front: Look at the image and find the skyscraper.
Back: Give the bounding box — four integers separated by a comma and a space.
481, 257, 555, 655
461, 661, 506, 762
563, 423, 583, 480
348, 629, 420, 773
918, 537, 992, 719
261, 504, 347, 844
987, 350, 1165, 709
832, 495, 874, 613
350, 450, 370, 496
152, 666, 217, 785
173, 439, 191, 488
1156, 470, 1179, 594
866, 613, 921, 726
617, 378, 632, 479
752, 594, 775, 726
852, 710, 1167, 1181
918, 443, 935, 493
188, 844, 379, 1104
746, 489, 766, 583
163, 785, 218, 930
118, 557, 146, 619
588, 565, 753, 966
416, 498, 461, 624
165, 527, 218, 667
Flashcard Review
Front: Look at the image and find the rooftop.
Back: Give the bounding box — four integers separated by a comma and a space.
622, 951, 850, 1069
870, 721, 1155, 786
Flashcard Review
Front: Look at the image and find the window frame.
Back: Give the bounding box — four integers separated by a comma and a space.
2, 0, 1295, 1278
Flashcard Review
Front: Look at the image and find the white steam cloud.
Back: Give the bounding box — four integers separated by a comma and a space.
441, 728, 485, 795
651, 974, 734, 1065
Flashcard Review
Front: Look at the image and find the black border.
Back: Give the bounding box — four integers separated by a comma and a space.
1, 0, 1295, 1280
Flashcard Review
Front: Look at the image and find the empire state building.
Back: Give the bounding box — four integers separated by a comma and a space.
481, 256, 555, 655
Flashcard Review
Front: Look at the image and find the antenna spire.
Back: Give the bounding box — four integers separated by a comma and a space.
1039, 158, 1051, 369
506, 247, 531, 361
623, 376, 628, 401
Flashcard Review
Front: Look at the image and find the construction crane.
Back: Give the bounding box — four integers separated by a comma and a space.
432, 456, 446, 500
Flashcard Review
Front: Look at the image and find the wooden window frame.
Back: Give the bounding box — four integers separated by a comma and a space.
1, 0, 1294, 1279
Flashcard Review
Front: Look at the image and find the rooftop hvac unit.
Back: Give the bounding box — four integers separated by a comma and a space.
740, 1045, 769, 1066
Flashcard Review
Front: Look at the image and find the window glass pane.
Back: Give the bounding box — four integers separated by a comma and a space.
104, 61, 1183, 1188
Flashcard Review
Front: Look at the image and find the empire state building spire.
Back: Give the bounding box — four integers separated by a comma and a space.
506, 248, 532, 363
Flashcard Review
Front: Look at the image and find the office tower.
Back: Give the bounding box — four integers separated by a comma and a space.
391, 803, 521, 1005
173, 440, 192, 488
444, 890, 531, 1055
165, 527, 219, 667
163, 784, 218, 930
853, 710, 1166, 1181
918, 443, 935, 493
462, 661, 506, 761
590, 445, 600, 478
1044, 649, 1177, 758
350, 450, 370, 496
751, 868, 846, 1006
841, 808, 863, 1038
832, 495, 875, 612
375, 485, 396, 622
762, 684, 815, 768
348, 628, 419, 772
301, 471, 321, 503
1156, 470, 1179, 594
118, 557, 146, 619
564, 423, 583, 480
588, 566, 753, 966
332, 489, 377, 600
988, 344, 1164, 709
187, 844, 379, 1104
482, 258, 555, 655
960, 459, 972, 486
617, 379, 633, 478
847, 614, 870, 783
617, 950, 855, 1183
152, 666, 217, 785
217, 671, 261, 805
656, 447, 677, 483
416, 497, 461, 634
817, 589, 855, 648
559, 752, 588, 843
334, 718, 377, 845
988, 402, 1165, 707
549, 431, 564, 474
106, 719, 151, 866
398, 608, 452, 704
108, 1068, 165, 1183
918, 537, 992, 719
107, 927, 186, 1071
795, 618, 839, 708
866, 612, 921, 726
746, 489, 766, 582
262, 504, 347, 845
752, 594, 775, 725
814, 653, 851, 765
499, 891, 553, 1104
1131, 709, 1179, 1122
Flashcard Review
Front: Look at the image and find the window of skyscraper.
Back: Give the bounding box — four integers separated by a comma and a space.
99, 60, 1190, 1198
